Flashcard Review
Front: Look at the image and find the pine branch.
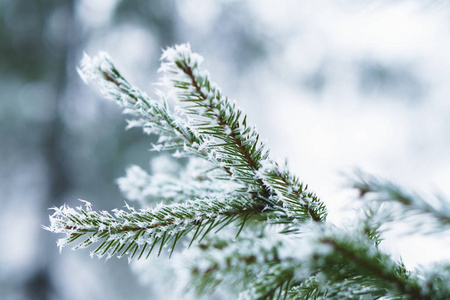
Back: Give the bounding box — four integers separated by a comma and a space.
239, 264, 294, 300
313, 231, 427, 300
76, 45, 327, 230
419, 264, 450, 300
285, 277, 325, 300
187, 222, 423, 300
45, 44, 450, 299
45, 196, 303, 261
189, 232, 301, 298
187, 222, 426, 300
78, 52, 198, 153
117, 160, 236, 206
78, 47, 327, 224
354, 202, 388, 246
352, 172, 450, 233
160, 44, 327, 223
45, 197, 267, 261
286, 276, 386, 300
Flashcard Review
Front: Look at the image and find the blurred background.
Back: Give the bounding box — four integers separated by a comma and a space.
1, 0, 450, 299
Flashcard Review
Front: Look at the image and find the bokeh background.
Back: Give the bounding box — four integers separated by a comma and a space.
1, 0, 450, 299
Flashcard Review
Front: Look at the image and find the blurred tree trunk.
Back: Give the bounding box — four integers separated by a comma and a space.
15, 1, 80, 299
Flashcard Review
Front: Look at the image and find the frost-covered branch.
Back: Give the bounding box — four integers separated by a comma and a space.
159, 44, 326, 223
117, 159, 237, 206
186, 218, 447, 300
314, 233, 424, 299
45, 193, 308, 261
45, 197, 267, 260
45, 44, 450, 299
352, 172, 450, 233
188, 232, 303, 299
78, 52, 197, 153
76, 44, 326, 226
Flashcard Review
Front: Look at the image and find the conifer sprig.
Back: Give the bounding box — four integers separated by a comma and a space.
46, 196, 268, 260
352, 172, 450, 232
187, 219, 442, 299
287, 276, 385, 300
78, 52, 197, 153
159, 44, 326, 223
75, 44, 326, 231
314, 233, 426, 300
189, 233, 301, 299
45, 44, 450, 299
117, 160, 236, 206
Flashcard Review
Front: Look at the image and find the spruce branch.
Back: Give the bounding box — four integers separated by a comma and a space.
187, 222, 423, 300
352, 172, 450, 233
78, 52, 197, 153
286, 276, 386, 300
45, 196, 302, 261
44, 44, 450, 299
285, 277, 325, 300
313, 230, 427, 300
419, 264, 450, 299
354, 202, 388, 246
159, 44, 326, 223
189, 232, 302, 298
117, 159, 236, 206
76, 44, 326, 230
45, 197, 268, 260
239, 264, 294, 300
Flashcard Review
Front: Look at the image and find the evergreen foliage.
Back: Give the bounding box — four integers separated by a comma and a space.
46, 44, 450, 299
